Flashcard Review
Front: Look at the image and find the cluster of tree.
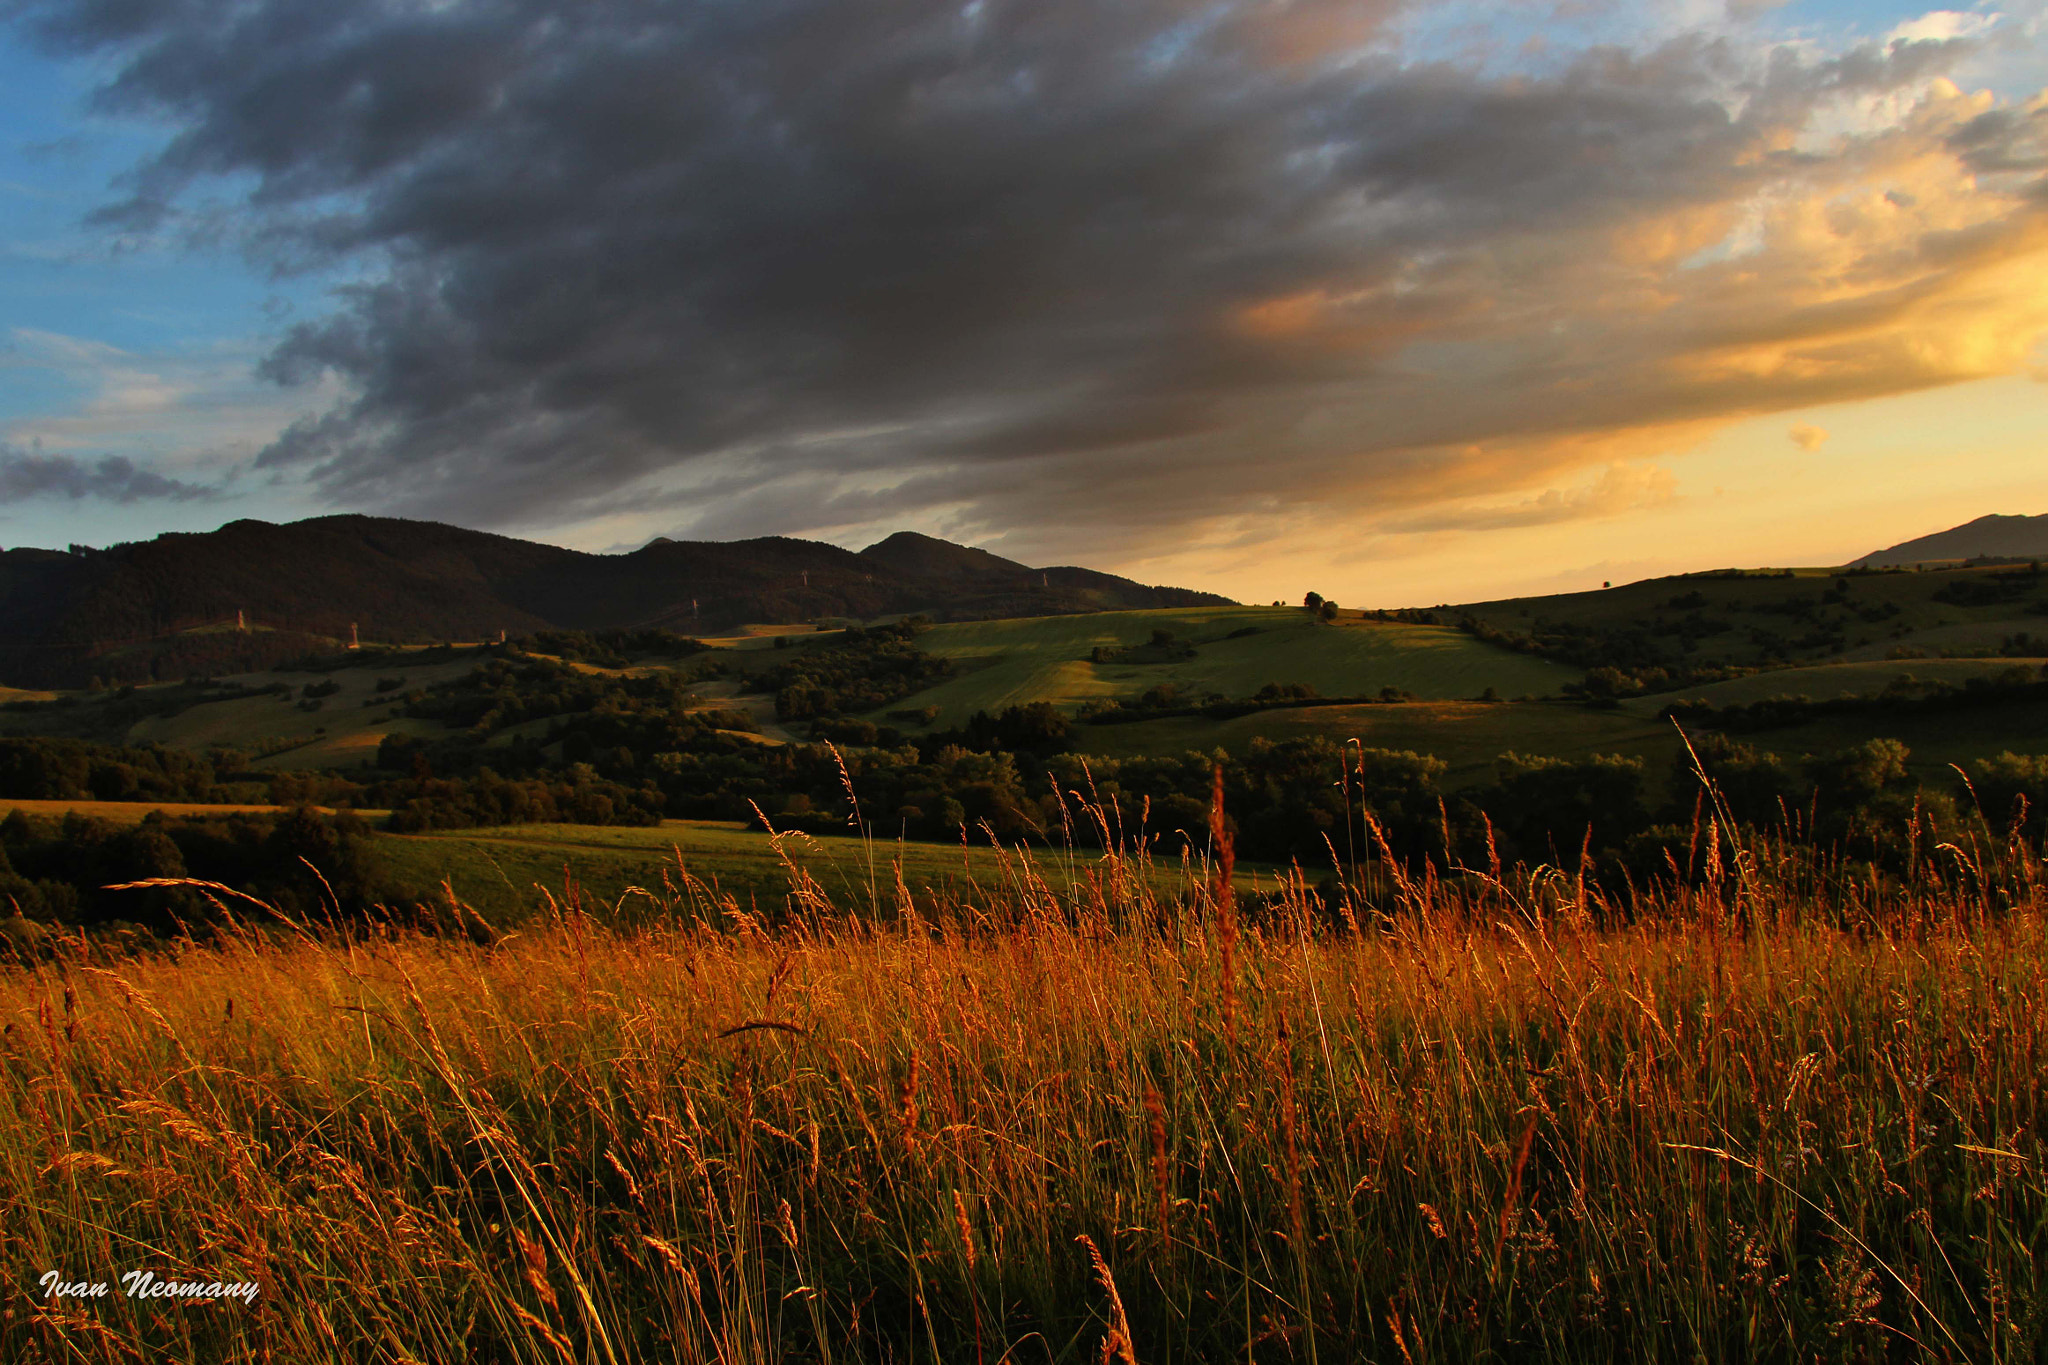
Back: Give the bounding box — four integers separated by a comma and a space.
1657, 666, 2048, 733
1565, 662, 1760, 702
1471, 609, 1837, 679
1079, 680, 1419, 725
692, 736, 1448, 861
20, 630, 344, 690
1456, 732, 2048, 881
1089, 628, 1198, 664
0, 737, 272, 804
274, 643, 465, 674
370, 692, 758, 830
1078, 682, 1224, 721
6, 722, 2044, 934
397, 656, 732, 741
1459, 614, 1682, 674
511, 629, 708, 668
1886, 632, 2048, 660
0, 806, 389, 936
707, 728, 2027, 878
2, 677, 291, 739
927, 703, 1074, 756
371, 765, 665, 833
748, 620, 955, 720
0, 728, 712, 840
1931, 564, 2043, 608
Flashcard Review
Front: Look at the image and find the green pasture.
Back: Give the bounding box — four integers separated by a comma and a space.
878, 607, 1577, 727
371, 818, 1264, 925
112, 654, 482, 769
1457, 562, 2048, 667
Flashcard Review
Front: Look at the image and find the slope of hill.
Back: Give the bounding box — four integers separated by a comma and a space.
1856, 513, 2048, 567
0, 516, 1230, 687
868, 606, 1580, 727
1449, 560, 2048, 679
857, 531, 1029, 579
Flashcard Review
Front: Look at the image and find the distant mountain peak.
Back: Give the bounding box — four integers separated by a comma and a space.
858, 531, 1031, 579
0, 516, 1230, 687
1857, 513, 2048, 567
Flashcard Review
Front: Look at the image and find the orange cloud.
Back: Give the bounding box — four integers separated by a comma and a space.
1789, 423, 1830, 451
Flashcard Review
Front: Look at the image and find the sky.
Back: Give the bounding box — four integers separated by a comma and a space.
0, 0, 2044, 609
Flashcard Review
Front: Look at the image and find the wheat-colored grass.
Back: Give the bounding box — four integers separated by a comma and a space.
4, 811, 2045, 1362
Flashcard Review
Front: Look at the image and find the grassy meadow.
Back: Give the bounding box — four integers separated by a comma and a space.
6, 810, 2048, 1363
879, 608, 1577, 728
9, 568, 2048, 1359
0, 803, 1276, 925
374, 819, 1282, 926
1457, 564, 2048, 668
121, 655, 482, 772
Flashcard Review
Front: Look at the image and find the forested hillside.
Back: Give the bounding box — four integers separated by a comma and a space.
0, 516, 1229, 686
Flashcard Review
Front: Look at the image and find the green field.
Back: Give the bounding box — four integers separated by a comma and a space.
1459, 562, 2048, 667
1614, 656, 2048, 713
12, 570, 2046, 805
372, 818, 1267, 924
878, 606, 1577, 727
121, 655, 485, 769
1074, 658, 2048, 794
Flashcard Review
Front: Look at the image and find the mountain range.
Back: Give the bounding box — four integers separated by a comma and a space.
0, 516, 1229, 687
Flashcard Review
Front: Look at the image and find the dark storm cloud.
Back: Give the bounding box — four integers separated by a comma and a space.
0, 446, 214, 504
9, 0, 2029, 552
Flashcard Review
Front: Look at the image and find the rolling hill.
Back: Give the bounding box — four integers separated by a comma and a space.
870, 606, 1578, 727
1449, 559, 2048, 675
0, 516, 1229, 687
1856, 513, 2048, 567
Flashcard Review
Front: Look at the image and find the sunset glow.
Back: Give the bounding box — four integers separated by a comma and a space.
2, 0, 2043, 603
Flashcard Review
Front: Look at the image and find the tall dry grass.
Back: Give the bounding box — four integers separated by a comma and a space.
3, 802, 2046, 1362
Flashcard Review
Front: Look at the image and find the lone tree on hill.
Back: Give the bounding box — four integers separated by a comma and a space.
1303, 591, 1324, 612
